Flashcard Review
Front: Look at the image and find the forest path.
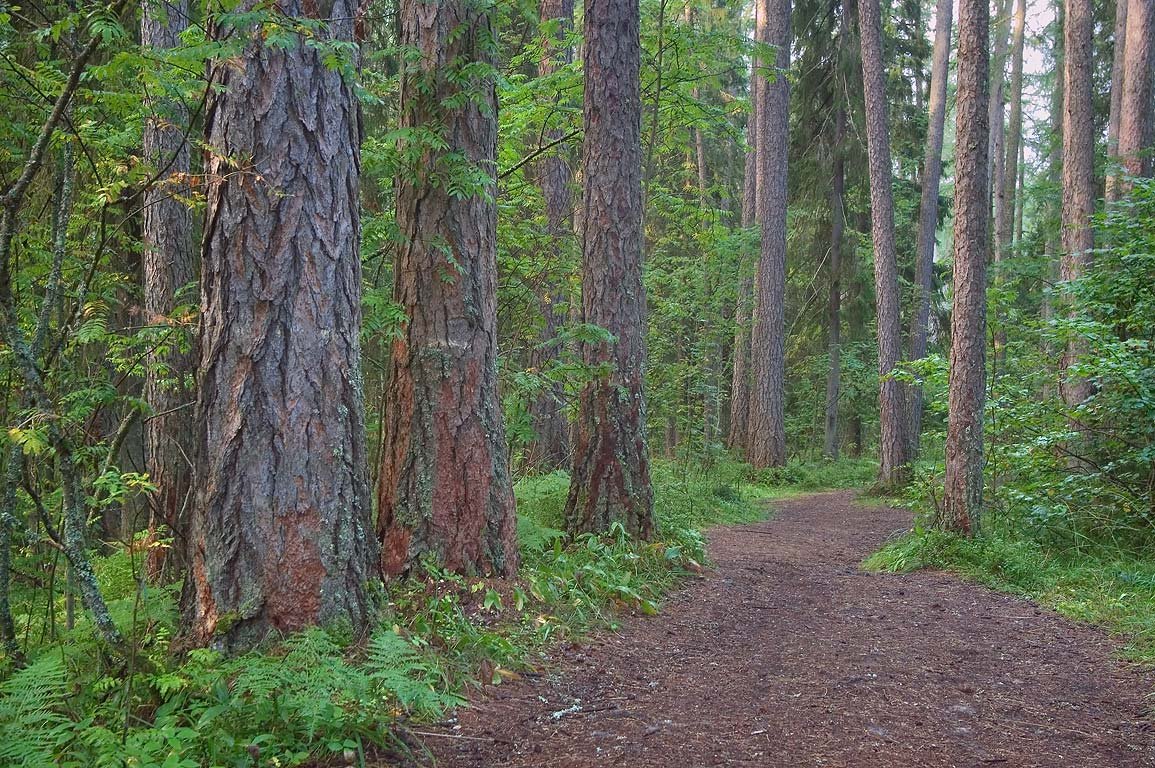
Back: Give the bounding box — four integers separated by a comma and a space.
410, 492, 1154, 767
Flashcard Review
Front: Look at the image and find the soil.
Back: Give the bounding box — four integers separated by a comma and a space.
403, 492, 1155, 767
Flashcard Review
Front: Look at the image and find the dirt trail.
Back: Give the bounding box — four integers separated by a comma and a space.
411, 492, 1154, 767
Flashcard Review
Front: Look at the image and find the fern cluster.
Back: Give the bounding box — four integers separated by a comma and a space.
0, 456, 781, 767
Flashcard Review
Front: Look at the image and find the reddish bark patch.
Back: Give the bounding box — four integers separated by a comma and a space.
403, 493, 1155, 767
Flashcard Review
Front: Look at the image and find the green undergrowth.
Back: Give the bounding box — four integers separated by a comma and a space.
0, 456, 871, 767
865, 526, 1155, 665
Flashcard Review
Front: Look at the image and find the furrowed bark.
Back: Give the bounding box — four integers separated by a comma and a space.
187, 0, 377, 650
859, 0, 909, 486
941, 0, 990, 535
747, 0, 790, 469
563, 0, 654, 538
378, 0, 519, 577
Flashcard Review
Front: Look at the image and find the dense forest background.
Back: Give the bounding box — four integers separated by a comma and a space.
0, 0, 1153, 761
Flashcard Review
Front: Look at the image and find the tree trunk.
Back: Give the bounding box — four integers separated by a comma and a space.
748, 0, 790, 469
727, 66, 758, 454
1041, 0, 1064, 402
1060, 0, 1096, 413
989, 0, 1013, 259
994, 0, 1025, 366
524, 0, 575, 473
1106, 0, 1129, 201
908, 0, 953, 459
859, 0, 909, 486
563, 0, 654, 537
378, 0, 519, 577
1114, 0, 1155, 195
941, 0, 990, 535
141, 0, 195, 578
185, 0, 377, 650
825, 103, 846, 460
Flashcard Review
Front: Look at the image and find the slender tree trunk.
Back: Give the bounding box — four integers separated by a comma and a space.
825, 103, 846, 460
1041, 0, 1064, 402
993, 0, 1025, 366
524, 0, 576, 473
378, 0, 519, 577
1004, 0, 1027, 239
186, 0, 377, 650
748, 0, 790, 469
1114, 0, 1155, 195
941, 0, 990, 535
859, 0, 909, 486
1059, 0, 1096, 413
989, 0, 1013, 255
563, 0, 654, 537
1106, 0, 1129, 201
141, 0, 195, 578
0, 446, 23, 662
727, 67, 758, 453
908, 0, 953, 458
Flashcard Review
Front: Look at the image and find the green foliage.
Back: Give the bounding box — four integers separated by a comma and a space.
2, 453, 837, 766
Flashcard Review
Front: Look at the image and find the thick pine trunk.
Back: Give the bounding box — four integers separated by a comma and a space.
142, 0, 195, 578
824, 103, 846, 460
747, 0, 790, 469
1114, 0, 1155, 194
859, 0, 909, 486
186, 0, 377, 650
941, 0, 990, 534
563, 0, 654, 538
1060, 0, 1096, 413
524, 0, 575, 473
908, 0, 953, 458
378, 0, 519, 577
1106, 0, 1129, 201
727, 73, 758, 454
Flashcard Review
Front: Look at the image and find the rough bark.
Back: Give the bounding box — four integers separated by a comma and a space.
825, 103, 846, 460
908, 0, 953, 458
727, 70, 758, 454
142, 0, 195, 577
524, 0, 575, 473
1059, 0, 1096, 412
747, 0, 790, 469
1106, 0, 1129, 200
941, 0, 990, 535
1113, 0, 1155, 195
563, 0, 653, 538
186, 0, 377, 650
859, 0, 909, 486
378, 0, 519, 577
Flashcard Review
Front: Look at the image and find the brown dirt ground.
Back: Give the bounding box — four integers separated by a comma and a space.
403, 491, 1155, 767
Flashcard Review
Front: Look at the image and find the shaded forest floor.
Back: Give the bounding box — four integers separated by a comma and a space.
402, 492, 1155, 767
